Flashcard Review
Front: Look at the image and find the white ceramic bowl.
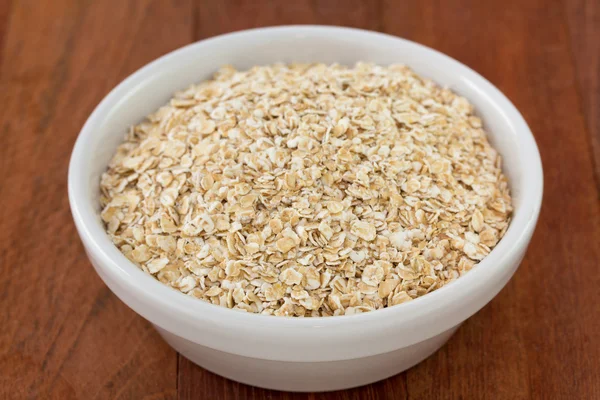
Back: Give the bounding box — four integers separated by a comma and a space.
68, 26, 543, 392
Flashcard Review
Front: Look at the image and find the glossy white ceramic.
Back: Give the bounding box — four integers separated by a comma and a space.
69, 26, 543, 392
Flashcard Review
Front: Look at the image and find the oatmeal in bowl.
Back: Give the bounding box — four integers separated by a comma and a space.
100, 63, 512, 317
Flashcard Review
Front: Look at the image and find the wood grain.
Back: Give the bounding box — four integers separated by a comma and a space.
0, 0, 598, 399
565, 0, 600, 190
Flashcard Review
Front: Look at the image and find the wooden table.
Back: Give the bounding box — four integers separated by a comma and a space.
1, 0, 599, 398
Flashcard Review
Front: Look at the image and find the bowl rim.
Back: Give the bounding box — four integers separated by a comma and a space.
68, 25, 543, 331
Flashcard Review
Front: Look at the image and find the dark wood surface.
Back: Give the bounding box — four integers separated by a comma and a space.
1, 1, 598, 399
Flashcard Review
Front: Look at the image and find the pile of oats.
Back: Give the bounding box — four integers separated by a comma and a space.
100, 63, 512, 317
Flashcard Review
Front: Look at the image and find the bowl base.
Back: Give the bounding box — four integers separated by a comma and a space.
154, 324, 459, 392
